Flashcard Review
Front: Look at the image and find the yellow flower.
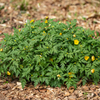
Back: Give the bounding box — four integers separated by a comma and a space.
31, 26, 34, 28
84, 56, 89, 61
91, 69, 95, 73
31, 75, 33, 76
0, 48, 3, 51
7, 71, 11, 75
80, 45, 82, 47
68, 72, 74, 75
68, 72, 73, 75
52, 26, 54, 28
43, 31, 45, 33
47, 47, 49, 48
14, 40, 16, 42
66, 38, 68, 40
48, 24, 51, 27
19, 29, 21, 32
32, 31, 34, 33
91, 56, 95, 61
40, 55, 42, 58
20, 65, 23, 69
89, 35, 92, 37
12, 59, 14, 60
73, 34, 76, 37
45, 20, 48, 23
30, 19, 34, 23
74, 62, 76, 64
49, 58, 53, 62
57, 74, 61, 77
74, 39, 79, 45
59, 33, 62, 35
45, 16, 49, 20
59, 22, 61, 24
69, 76, 73, 78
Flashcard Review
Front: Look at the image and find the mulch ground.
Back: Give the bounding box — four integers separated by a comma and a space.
0, 0, 100, 99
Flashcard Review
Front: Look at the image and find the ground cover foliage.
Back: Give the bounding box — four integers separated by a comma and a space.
0, 18, 100, 89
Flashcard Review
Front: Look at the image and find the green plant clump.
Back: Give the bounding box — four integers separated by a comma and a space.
0, 18, 100, 89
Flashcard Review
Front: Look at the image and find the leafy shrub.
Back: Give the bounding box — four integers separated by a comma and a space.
0, 18, 100, 89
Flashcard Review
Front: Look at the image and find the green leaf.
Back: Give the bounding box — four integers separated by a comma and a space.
20, 79, 26, 89
34, 79, 39, 87
22, 68, 30, 77
96, 31, 99, 37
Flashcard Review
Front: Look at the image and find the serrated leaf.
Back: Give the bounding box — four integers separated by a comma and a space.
20, 79, 26, 89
